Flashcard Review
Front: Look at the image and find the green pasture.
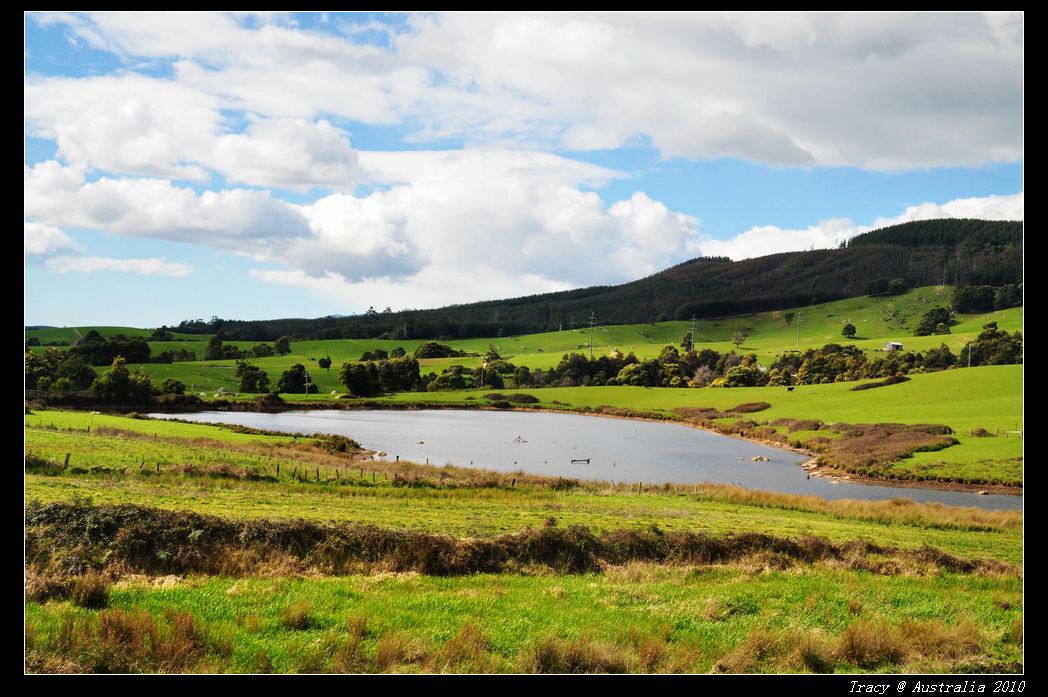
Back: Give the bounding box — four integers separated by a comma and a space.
25, 566, 1023, 673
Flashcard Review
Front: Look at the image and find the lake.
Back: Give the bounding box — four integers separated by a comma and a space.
150, 409, 1022, 511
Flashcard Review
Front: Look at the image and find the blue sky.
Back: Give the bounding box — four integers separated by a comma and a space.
24, 12, 1023, 327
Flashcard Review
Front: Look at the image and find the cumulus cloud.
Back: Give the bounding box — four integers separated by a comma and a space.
700, 192, 1024, 260
28, 11, 1022, 170
25, 161, 311, 249
43, 255, 193, 277
25, 74, 364, 191
249, 266, 574, 312
24, 74, 218, 181
24, 150, 701, 290
213, 118, 362, 192
24, 221, 80, 256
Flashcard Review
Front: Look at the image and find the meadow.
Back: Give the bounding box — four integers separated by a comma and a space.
24, 286, 1024, 673
24, 411, 1023, 673
27, 287, 1023, 397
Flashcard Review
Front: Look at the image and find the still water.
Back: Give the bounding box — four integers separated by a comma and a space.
151, 409, 1021, 511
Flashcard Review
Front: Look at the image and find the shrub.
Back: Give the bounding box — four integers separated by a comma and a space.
70, 571, 110, 610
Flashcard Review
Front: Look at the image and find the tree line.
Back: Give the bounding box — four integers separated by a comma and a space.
170, 219, 1021, 341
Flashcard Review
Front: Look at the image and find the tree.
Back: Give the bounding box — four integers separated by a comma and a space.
390, 347, 406, 359
377, 357, 420, 392
71, 333, 151, 365
994, 284, 1022, 310
914, 307, 953, 336
952, 286, 996, 313
251, 343, 275, 358
273, 336, 292, 356
783, 312, 796, 327
731, 331, 747, 349
680, 332, 693, 350
204, 335, 224, 361
723, 364, 766, 387
865, 278, 890, 296
318, 356, 332, 370
276, 364, 317, 394
887, 278, 908, 295
92, 356, 154, 403
841, 323, 857, 338
54, 354, 97, 389
159, 378, 186, 395
339, 362, 381, 396
92, 356, 132, 401
414, 342, 459, 359
237, 363, 271, 393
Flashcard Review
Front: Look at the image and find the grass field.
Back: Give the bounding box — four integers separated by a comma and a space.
26, 287, 1023, 394
23, 288, 1024, 673
24, 410, 1024, 673
25, 566, 1022, 674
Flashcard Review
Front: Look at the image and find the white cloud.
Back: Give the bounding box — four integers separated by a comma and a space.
213, 117, 362, 192
24, 221, 80, 256
249, 266, 573, 313
25, 161, 312, 249
701, 192, 1023, 260
24, 74, 218, 180
24, 151, 701, 291
28, 11, 1022, 170
874, 192, 1025, 226
43, 255, 193, 277
25, 75, 363, 191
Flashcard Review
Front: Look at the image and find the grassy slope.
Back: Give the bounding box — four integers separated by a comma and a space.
27, 287, 1022, 390
25, 326, 202, 344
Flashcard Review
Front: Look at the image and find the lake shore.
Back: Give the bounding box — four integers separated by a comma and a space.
139, 397, 1023, 499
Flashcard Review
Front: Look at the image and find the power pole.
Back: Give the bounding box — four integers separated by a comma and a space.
795, 314, 803, 347
588, 312, 597, 359
689, 316, 698, 352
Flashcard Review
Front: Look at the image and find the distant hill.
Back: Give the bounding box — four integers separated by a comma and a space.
178, 218, 1022, 341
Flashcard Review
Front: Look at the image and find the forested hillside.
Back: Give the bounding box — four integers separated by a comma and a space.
176, 219, 1021, 341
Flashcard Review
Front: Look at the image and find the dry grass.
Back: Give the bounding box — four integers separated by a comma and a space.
26, 501, 1014, 583
70, 571, 111, 610
25, 607, 219, 673
528, 636, 631, 674
707, 617, 992, 674
279, 601, 314, 631
374, 631, 425, 671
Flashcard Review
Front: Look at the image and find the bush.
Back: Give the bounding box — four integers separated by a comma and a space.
71, 571, 110, 610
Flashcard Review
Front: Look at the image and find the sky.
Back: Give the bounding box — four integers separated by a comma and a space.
24, 11, 1024, 328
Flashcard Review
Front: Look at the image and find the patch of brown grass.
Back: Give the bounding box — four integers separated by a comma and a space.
27, 607, 215, 673
374, 631, 425, 671
835, 620, 906, 668
528, 636, 631, 674
279, 601, 314, 631
70, 570, 110, 610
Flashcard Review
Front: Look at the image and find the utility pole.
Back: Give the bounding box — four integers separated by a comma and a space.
795, 314, 803, 347
588, 312, 597, 360
689, 316, 698, 352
